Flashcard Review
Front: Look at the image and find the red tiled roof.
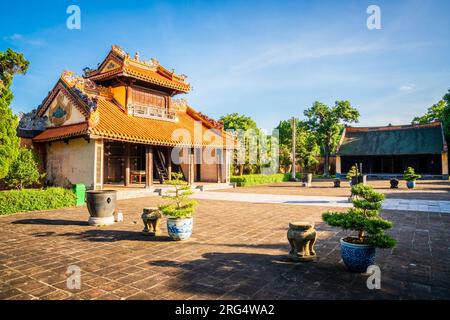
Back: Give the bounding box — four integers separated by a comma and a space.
33, 122, 89, 142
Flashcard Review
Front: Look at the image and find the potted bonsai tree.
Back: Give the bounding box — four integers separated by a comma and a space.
322, 184, 396, 272
404, 167, 421, 189
346, 165, 358, 186
158, 172, 197, 241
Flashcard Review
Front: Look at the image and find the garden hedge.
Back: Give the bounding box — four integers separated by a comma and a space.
0, 187, 76, 215
230, 173, 291, 187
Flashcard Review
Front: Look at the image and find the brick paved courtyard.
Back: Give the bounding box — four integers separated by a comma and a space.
217, 180, 450, 200
1, 184, 450, 300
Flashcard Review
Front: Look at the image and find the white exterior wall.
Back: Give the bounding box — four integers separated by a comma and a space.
46, 138, 96, 189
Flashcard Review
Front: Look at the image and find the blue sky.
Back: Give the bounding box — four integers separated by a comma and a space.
1, 0, 450, 130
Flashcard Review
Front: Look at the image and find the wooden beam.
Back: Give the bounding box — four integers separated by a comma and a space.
188, 148, 194, 185
216, 149, 221, 183
146, 145, 153, 188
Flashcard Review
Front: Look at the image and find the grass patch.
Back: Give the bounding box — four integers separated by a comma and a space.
230, 173, 290, 187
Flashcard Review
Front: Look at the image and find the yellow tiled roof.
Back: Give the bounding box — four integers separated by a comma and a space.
85, 45, 190, 93
89, 99, 234, 148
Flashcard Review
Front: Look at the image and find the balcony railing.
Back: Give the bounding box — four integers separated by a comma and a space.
127, 102, 177, 121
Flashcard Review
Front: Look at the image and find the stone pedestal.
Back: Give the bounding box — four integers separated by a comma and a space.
302, 173, 312, 187
88, 216, 115, 226
287, 221, 317, 262
362, 175, 367, 185
142, 207, 162, 236
333, 179, 341, 188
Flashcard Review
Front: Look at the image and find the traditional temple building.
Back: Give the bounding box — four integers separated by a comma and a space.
18, 45, 235, 190
336, 122, 449, 179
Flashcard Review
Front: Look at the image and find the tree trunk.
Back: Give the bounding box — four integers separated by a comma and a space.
323, 144, 330, 177
358, 230, 365, 242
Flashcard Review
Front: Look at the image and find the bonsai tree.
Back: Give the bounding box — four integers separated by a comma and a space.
346, 165, 358, 181
322, 184, 396, 248
158, 172, 197, 219
404, 167, 421, 182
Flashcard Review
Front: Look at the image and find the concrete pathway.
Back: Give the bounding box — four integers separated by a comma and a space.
192, 191, 450, 213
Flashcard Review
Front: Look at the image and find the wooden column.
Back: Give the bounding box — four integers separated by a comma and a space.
146, 146, 153, 188
166, 147, 172, 180
335, 155, 341, 177
187, 147, 195, 185
442, 152, 449, 178
124, 143, 130, 186
216, 149, 222, 183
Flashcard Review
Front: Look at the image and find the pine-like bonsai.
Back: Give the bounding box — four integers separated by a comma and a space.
404, 167, 421, 182
158, 172, 197, 219
346, 165, 358, 181
322, 184, 396, 248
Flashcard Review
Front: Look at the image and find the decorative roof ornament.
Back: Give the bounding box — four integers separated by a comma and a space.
134, 52, 140, 61
111, 44, 128, 58
82, 67, 94, 77
18, 109, 49, 131
197, 112, 224, 130
144, 58, 159, 69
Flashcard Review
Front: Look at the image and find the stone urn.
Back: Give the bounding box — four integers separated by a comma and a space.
142, 207, 162, 236
86, 190, 117, 226
287, 221, 317, 262
390, 179, 399, 189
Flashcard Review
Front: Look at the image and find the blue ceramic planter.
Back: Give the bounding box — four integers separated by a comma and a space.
340, 238, 376, 272
167, 217, 193, 241
406, 181, 416, 189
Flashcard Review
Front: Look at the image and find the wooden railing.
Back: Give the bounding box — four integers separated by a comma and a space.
128, 102, 177, 121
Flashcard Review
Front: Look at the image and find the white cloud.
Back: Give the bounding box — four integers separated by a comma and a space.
230, 39, 430, 74
399, 83, 416, 92
3, 33, 45, 46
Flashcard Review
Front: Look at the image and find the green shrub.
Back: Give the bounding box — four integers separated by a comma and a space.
231, 173, 289, 187
4, 147, 44, 189
322, 184, 396, 249
404, 167, 421, 181
0, 187, 76, 215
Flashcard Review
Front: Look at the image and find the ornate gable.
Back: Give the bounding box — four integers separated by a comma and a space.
99, 59, 122, 74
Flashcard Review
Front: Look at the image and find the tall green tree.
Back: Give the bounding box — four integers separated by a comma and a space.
296, 122, 320, 173
443, 89, 450, 137
275, 119, 292, 147
304, 101, 359, 176
278, 144, 292, 173
0, 49, 29, 179
220, 113, 261, 175
412, 89, 450, 139
275, 119, 320, 173
412, 100, 446, 125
